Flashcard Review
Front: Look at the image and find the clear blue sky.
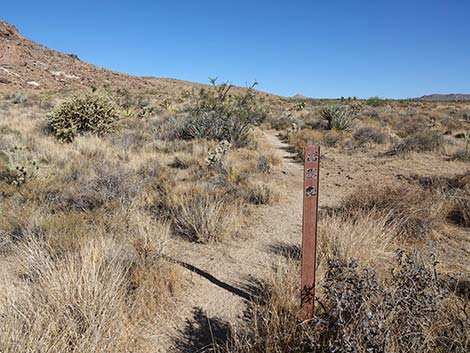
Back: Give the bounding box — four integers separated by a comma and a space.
2, 1, 469, 98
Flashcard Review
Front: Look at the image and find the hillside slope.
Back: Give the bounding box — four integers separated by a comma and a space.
0, 20, 205, 96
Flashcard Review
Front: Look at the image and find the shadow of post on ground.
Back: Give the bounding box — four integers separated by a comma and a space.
174, 307, 231, 353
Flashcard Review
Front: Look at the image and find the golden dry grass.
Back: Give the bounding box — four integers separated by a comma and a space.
0, 90, 283, 351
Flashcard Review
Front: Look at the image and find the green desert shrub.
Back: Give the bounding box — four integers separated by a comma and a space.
47, 94, 119, 142
392, 131, 445, 154
366, 96, 386, 107
352, 126, 387, 145
176, 79, 266, 147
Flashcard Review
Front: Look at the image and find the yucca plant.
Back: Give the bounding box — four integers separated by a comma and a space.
319, 105, 353, 130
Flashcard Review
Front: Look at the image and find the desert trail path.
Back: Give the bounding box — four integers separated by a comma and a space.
159, 132, 306, 352
157, 130, 470, 352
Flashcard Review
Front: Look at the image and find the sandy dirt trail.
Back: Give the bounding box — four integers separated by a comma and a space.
159, 132, 306, 352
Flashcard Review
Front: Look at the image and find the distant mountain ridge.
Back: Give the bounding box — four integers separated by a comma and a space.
417, 94, 470, 101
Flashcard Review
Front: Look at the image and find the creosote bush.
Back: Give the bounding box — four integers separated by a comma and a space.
47, 93, 119, 142
366, 96, 386, 107
174, 79, 266, 147
392, 131, 444, 154
352, 126, 387, 146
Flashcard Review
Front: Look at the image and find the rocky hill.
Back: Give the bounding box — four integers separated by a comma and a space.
0, 20, 205, 97
417, 94, 470, 101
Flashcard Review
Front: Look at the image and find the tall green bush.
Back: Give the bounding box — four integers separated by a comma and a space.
178, 79, 266, 147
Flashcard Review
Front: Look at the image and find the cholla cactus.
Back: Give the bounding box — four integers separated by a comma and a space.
47, 93, 118, 142
0, 146, 38, 186
206, 140, 231, 168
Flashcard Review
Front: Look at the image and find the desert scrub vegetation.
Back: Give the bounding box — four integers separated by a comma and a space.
163, 78, 267, 147
286, 129, 345, 160
0, 145, 38, 186
453, 131, 470, 162
319, 105, 353, 131
391, 131, 445, 154
0, 226, 185, 353
47, 93, 119, 142
352, 126, 387, 146
224, 201, 469, 353
339, 181, 446, 241
227, 242, 468, 352
1, 85, 276, 350
413, 172, 470, 228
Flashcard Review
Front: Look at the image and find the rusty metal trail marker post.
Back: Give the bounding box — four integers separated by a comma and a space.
301, 146, 320, 320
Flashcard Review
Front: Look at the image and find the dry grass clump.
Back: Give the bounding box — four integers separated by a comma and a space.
287, 129, 346, 159
244, 181, 280, 205
451, 131, 470, 162
444, 175, 470, 227
340, 182, 445, 241
412, 172, 470, 228
448, 191, 470, 227
352, 126, 387, 146
316, 214, 394, 274
0, 226, 184, 353
170, 187, 242, 243
28, 159, 140, 213
228, 260, 307, 352
254, 153, 281, 174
